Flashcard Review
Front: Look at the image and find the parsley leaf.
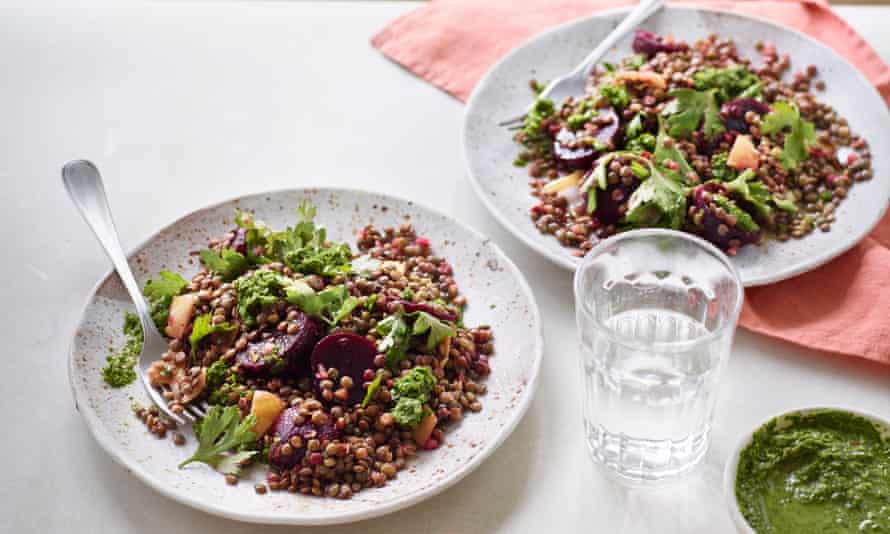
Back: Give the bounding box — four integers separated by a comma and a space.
233, 270, 290, 327
623, 165, 687, 229
284, 281, 358, 326
377, 313, 411, 368
199, 249, 251, 282
263, 201, 352, 277
179, 405, 257, 475
712, 194, 759, 232
411, 312, 456, 352
725, 170, 773, 219
206, 360, 229, 390
626, 113, 646, 138
662, 88, 724, 139
760, 101, 817, 170
653, 123, 696, 183
361, 373, 383, 408
143, 271, 188, 330
582, 151, 651, 213
189, 313, 236, 356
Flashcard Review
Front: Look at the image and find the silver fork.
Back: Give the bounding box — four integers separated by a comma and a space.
63, 160, 207, 425
498, 0, 665, 128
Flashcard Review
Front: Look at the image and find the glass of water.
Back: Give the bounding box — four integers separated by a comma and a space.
574, 229, 743, 482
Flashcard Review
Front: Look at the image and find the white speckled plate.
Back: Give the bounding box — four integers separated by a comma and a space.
463, 6, 890, 286
69, 188, 542, 525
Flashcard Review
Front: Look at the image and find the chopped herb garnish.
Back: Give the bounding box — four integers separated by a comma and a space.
102, 311, 143, 387
179, 405, 258, 476
761, 101, 817, 170
662, 88, 724, 139
143, 270, 188, 330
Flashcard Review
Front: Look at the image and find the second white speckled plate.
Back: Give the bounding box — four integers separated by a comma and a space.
463, 6, 890, 286
69, 187, 543, 525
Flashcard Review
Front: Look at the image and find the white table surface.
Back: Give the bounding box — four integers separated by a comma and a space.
3, 2, 889, 533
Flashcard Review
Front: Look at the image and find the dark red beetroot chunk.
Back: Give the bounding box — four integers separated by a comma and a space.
632, 30, 689, 57
553, 107, 620, 171
590, 175, 642, 225
230, 228, 247, 255
268, 405, 340, 469
310, 333, 377, 406
720, 99, 771, 134
236, 313, 319, 377
689, 184, 760, 250
392, 300, 457, 322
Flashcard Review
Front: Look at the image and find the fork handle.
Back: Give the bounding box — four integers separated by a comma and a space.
570, 0, 666, 77
62, 160, 156, 333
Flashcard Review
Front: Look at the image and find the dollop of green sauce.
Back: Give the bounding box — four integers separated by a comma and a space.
736, 410, 890, 533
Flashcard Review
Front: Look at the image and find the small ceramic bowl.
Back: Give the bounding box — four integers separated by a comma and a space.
723, 407, 890, 533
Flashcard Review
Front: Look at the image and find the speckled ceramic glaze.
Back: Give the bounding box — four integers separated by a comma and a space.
69, 188, 543, 525
463, 6, 890, 286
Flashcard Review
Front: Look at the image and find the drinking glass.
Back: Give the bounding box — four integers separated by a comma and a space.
574, 229, 743, 481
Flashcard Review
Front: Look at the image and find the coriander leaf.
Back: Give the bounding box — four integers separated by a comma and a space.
262, 201, 352, 277
361, 373, 383, 408
284, 282, 358, 326
391, 366, 436, 402
712, 195, 759, 232
663, 88, 724, 139
760, 101, 817, 170
143, 271, 188, 330
179, 405, 258, 472
653, 124, 695, 183
199, 249, 250, 281
392, 397, 424, 427
725, 170, 773, 219
411, 311, 456, 352
233, 270, 290, 327
102, 311, 143, 387
377, 313, 411, 368
215, 451, 257, 477
624, 166, 687, 229
189, 313, 236, 356
626, 113, 646, 139
692, 66, 760, 102
600, 85, 631, 110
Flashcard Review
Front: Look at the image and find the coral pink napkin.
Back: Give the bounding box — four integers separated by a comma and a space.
372, 0, 890, 365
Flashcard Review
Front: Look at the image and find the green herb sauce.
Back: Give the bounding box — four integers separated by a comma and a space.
101, 311, 143, 387
736, 410, 890, 533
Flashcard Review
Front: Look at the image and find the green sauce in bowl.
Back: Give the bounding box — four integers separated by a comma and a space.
735, 409, 890, 533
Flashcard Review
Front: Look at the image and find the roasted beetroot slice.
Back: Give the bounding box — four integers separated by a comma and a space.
553, 108, 619, 171
553, 128, 596, 170
310, 333, 377, 405
632, 30, 689, 57
720, 99, 771, 134
393, 300, 457, 321
235, 318, 319, 377
592, 177, 642, 225
269, 406, 341, 469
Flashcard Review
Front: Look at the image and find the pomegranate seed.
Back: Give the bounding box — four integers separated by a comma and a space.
423, 438, 439, 450
416, 237, 431, 248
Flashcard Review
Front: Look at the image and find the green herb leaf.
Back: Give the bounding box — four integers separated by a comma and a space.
520, 98, 556, 141
284, 282, 358, 326
760, 101, 817, 170
653, 124, 696, 183
262, 200, 353, 277
199, 249, 251, 282
143, 271, 188, 330
725, 170, 773, 220
626, 113, 646, 139
189, 313, 236, 356
626, 54, 646, 71
101, 311, 143, 387
713, 194, 760, 232
376, 313, 411, 368
179, 405, 258, 474
662, 88, 724, 139
710, 152, 737, 182
411, 312, 456, 352
206, 360, 229, 390
350, 255, 382, 277
624, 166, 687, 229
361, 373, 383, 408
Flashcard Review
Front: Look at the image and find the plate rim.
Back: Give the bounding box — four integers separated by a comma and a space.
462, 4, 890, 286
68, 185, 544, 525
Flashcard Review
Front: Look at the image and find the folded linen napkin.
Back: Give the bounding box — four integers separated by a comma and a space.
372, 0, 890, 365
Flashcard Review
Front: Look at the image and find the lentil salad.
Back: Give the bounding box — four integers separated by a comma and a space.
114, 202, 494, 499
513, 30, 874, 256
